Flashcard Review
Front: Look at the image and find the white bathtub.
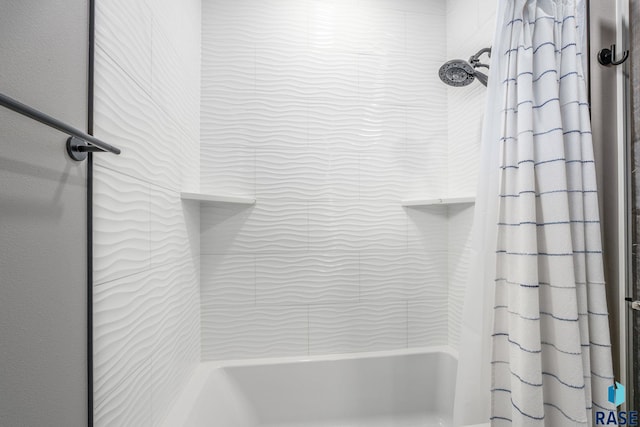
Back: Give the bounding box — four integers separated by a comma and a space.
162, 347, 460, 427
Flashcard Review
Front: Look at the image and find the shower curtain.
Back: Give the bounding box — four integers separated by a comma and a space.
454, 0, 615, 425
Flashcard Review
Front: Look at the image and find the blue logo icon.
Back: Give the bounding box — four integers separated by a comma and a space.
609, 382, 625, 407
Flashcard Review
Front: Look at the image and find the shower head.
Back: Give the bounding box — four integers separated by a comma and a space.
438, 60, 478, 87
438, 47, 491, 88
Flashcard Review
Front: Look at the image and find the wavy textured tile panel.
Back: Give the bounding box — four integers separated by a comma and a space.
359, 251, 448, 301
149, 187, 190, 268
256, 150, 359, 200
408, 298, 449, 347
355, 201, 409, 251
405, 12, 447, 58
95, 0, 152, 93
308, 0, 362, 52
201, 254, 256, 305
309, 301, 407, 354
255, 253, 359, 305
406, 104, 447, 145
201, 304, 308, 360
93, 165, 150, 285
359, 149, 406, 200
93, 268, 161, 407
180, 133, 201, 193
250, 0, 309, 51
150, 259, 200, 426
93, 48, 179, 190
358, 54, 445, 105
307, 201, 365, 252
201, 146, 256, 195
403, 144, 448, 198
202, 0, 262, 50
447, 205, 475, 348
201, 46, 255, 99
448, 245, 472, 348
406, 204, 449, 252
256, 49, 358, 99
151, 20, 200, 142
447, 84, 484, 195
201, 200, 308, 254
200, 97, 257, 146
357, 8, 405, 55
308, 101, 405, 150
94, 362, 152, 427
364, 0, 446, 14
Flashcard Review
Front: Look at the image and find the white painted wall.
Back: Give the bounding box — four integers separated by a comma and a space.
0, 2, 89, 425
91, 0, 202, 425
445, 0, 497, 347
200, 0, 452, 360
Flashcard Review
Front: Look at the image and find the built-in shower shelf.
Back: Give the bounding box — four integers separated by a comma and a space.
401, 196, 475, 207
180, 192, 256, 205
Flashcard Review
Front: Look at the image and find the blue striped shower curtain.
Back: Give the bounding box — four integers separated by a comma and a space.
490, 0, 616, 425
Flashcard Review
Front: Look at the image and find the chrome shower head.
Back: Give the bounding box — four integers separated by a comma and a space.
438, 47, 491, 88
438, 60, 477, 87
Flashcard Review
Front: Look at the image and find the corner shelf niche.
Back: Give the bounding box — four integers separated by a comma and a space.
401, 196, 475, 207
180, 192, 256, 205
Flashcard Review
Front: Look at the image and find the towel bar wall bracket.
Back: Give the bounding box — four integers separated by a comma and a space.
66, 137, 105, 161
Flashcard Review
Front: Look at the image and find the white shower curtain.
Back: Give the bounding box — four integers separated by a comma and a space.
454, 0, 616, 425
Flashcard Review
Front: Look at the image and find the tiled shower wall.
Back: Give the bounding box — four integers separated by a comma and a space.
92, 0, 201, 426
200, 0, 452, 360
445, 0, 496, 346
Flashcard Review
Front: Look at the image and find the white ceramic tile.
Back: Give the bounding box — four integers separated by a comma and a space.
447, 84, 484, 195
406, 204, 449, 252
256, 151, 325, 199
93, 268, 160, 407
408, 298, 449, 347
94, 48, 179, 190
308, 0, 362, 53
309, 301, 407, 354
359, 251, 448, 301
201, 46, 255, 100
93, 166, 150, 285
200, 98, 259, 147
403, 144, 448, 198
308, 201, 363, 252
406, 12, 447, 58
201, 304, 308, 360
256, 49, 358, 99
151, 19, 200, 141
95, 0, 152, 93
356, 201, 408, 251
361, 0, 446, 14
201, 254, 256, 305
358, 54, 442, 105
406, 103, 447, 145
201, 146, 256, 195
94, 362, 152, 427
357, 8, 405, 54
201, 200, 308, 254
359, 149, 406, 200
149, 260, 200, 426
255, 253, 359, 305
149, 186, 189, 267
95, 0, 201, 422
252, 0, 309, 51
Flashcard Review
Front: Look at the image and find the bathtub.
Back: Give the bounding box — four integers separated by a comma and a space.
162, 346, 461, 427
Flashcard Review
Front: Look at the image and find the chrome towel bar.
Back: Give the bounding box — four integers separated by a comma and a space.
0, 92, 121, 161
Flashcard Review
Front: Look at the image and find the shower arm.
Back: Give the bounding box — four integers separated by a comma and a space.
469, 47, 492, 69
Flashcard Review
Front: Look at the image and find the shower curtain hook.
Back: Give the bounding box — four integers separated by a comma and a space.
597, 44, 629, 66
